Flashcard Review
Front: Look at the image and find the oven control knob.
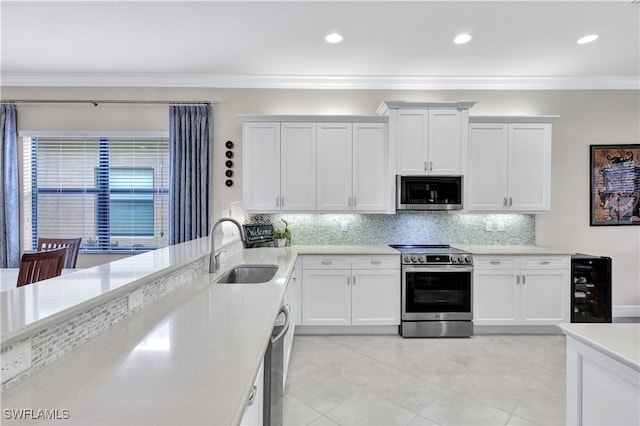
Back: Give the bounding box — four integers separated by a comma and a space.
418, 255, 425, 263
464, 255, 472, 264
411, 255, 418, 263
403, 255, 411, 263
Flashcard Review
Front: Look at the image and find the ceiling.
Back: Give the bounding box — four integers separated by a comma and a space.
1, 1, 639, 89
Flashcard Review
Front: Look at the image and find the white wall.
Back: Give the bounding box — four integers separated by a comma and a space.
5, 86, 639, 306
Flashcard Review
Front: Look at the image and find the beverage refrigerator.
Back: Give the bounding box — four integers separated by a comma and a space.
571, 254, 612, 323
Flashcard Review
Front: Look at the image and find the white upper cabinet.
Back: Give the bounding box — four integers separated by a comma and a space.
377, 101, 476, 176
243, 121, 316, 212
467, 116, 556, 212
353, 123, 389, 211
317, 123, 353, 211
242, 122, 281, 211
281, 123, 317, 211
241, 115, 390, 213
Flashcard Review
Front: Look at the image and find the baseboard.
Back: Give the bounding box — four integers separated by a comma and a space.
613, 305, 640, 318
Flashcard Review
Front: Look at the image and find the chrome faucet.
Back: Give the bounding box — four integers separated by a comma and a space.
209, 217, 246, 273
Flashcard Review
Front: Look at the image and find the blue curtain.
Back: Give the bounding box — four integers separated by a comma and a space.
0, 104, 19, 267
169, 105, 212, 245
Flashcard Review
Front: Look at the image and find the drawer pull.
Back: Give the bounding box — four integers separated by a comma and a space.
490, 260, 501, 265
370, 260, 382, 265
539, 261, 550, 265
321, 260, 333, 265
247, 385, 257, 406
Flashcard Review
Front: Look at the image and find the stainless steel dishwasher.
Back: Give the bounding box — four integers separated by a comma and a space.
263, 305, 290, 426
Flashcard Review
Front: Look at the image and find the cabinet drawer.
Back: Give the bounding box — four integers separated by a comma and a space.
521, 256, 569, 270
473, 256, 519, 270
352, 255, 399, 269
302, 255, 351, 270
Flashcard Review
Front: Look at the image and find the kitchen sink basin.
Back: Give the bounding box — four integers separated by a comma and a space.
215, 265, 278, 284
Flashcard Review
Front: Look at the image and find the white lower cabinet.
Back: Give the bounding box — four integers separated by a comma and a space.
282, 257, 301, 387
240, 363, 264, 426
301, 255, 400, 326
473, 255, 570, 326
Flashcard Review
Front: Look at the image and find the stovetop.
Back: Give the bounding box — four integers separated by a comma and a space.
389, 244, 472, 265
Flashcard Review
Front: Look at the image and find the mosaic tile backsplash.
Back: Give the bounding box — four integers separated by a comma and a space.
249, 212, 535, 246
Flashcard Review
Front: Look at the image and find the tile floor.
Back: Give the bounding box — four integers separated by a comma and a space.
283, 334, 566, 426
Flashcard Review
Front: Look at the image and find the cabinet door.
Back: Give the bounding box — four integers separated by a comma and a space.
508, 123, 551, 211
428, 109, 462, 175
243, 122, 281, 211
467, 124, 509, 211
353, 123, 388, 212
473, 269, 520, 326
351, 269, 400, 325
520, 268, 569, 325
396, 110, 428, 174
281, 122, 316, 211
302, 269, 351, 325
317, 123, 353, 210
240, 363, 263, 426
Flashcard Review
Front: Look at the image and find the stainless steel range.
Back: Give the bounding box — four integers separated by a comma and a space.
390, 244, 473, 338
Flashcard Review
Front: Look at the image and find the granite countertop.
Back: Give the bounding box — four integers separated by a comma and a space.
459, 245, 575, 255
559, 323, 640, 371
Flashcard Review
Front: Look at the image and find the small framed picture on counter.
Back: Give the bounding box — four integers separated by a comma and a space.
590, 144, 640, 226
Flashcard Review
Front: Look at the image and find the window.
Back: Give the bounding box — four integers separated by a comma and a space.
23, 135, 169, 252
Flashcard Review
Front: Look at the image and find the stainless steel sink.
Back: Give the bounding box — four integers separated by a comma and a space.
215, 265, 278, 284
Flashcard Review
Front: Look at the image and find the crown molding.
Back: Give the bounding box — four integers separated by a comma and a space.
1, 73, 638, 90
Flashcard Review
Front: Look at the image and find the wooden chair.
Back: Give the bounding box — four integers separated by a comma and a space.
16, 247, 67, 287
37, 237, 82, 269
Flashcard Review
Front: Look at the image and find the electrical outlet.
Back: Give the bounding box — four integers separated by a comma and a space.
341, 222, 348, 232
128, 288, 144, 312
1, 340, 32, 383
497, 223, 505, 232
485, 222, 493, 232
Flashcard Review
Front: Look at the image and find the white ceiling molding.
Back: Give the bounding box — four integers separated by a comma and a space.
1, 73, 638, 90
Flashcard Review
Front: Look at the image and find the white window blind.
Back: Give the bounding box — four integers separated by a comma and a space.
23, 136, 169, 253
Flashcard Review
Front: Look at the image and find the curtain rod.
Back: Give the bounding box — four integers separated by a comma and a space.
1, 99, 214, 106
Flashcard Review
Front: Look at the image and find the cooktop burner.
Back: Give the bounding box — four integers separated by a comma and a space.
389, 244, 468, 254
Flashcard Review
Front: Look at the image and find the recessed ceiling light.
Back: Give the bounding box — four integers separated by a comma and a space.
454, 34, 473, 44
324, 33, 344, 44
577, 34, 599, 44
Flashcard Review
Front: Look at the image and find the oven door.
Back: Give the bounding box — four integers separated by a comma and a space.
402, 265, 473, 321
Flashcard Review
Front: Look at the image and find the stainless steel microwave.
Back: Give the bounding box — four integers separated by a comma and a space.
396, 175, 463, 211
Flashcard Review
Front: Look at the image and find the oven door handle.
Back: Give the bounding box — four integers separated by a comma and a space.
403, 265, 474, 273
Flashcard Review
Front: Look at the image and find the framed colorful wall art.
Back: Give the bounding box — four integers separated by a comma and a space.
590, 144, 640, 226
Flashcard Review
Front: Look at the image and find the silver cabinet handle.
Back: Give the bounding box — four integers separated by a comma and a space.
540, 261, 550, 265
353, 197, 356, 207
490, 260, 501, 265
503, 197, 508, 207
247, 385, 257, 406
516, 275, 520, 284
370, 260, 382, 265
348, 197, 352, 208
353, 276, 356, 285
271, 304, 291, 344
321, 260, 332, 265
509, 197, 513, 206
522, 275, 526, 284
430, 161, 433, 171
347, 276, 351, 285
281, 196, 284, 207
424, 161, 428, 172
